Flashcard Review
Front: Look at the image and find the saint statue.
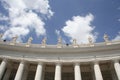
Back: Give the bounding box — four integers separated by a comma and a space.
58, 37, 62, 44
103, 34, 109, 42
73, 39, 77, 45
12, 35, 18, 43
88, 36, 93, 44
27, 37, 33, 44
42, 37, 47, 45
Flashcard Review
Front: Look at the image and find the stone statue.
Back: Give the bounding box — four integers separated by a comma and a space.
26, 37, 33, 47
58, 37, 62, 44
27, 37, 33, 44
41, 37, 47, 48
10, 35, 18, 45
42, 37, 47, 45
103, 34, 109, 42
12, 35, 18, 43
88, 36, 93, 44
72, 39, 78, 48
57, 37, 62, 48
73, 39, 77, 45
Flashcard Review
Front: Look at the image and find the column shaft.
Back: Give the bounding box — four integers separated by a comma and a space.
22, 64, 29, 80
14, 61, 25, 80
114, 61, 120, 80
34, 63, 43, 80
74, 63, 82, 80
94, 62, 103, 80
0, 59, 7, 80
54, 63, 61, 80
3, 68, 12, 80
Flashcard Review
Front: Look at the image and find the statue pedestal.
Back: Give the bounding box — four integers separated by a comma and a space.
89, 43, 94, 47
10, 43, 15, 45
73, 45, 79, 48
26, 44, 30, 47
57, 44, 62, 48
41, 44, 46, 48
105, 42, 112, 45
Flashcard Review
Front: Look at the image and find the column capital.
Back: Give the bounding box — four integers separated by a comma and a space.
113, 59, 119, 63
93, 61, 99, 65
74, 62, 80, 66
38, 62, 44, 65
20, 60, 26, 64
55, 62, 62, 66
3, 58, 8, 63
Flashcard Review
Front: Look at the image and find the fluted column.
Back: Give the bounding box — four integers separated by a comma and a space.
74, 63, 82, 80
54, 63, 61, 80
14, 61, 25, 80
114, 60, 120, 80
94, 62, 103, 80
34, 63, 43, 80
0, 59, 7, 80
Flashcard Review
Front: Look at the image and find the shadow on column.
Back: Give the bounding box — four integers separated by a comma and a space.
44, 64, 55, 80
9, 62, 19, 80
81, 64, 93, 80
26, 64, 37, 80
99, 62, 118, 80
62, 65, 74, 80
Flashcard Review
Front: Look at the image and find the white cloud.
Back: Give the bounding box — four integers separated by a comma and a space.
62, 13, 97, 44
0, 25, 8, 31
3, 27, 29, 41
1, 0, 53, 41
2, 0, 53, 18
11, 11, 46, 36
113, 32, 120, 41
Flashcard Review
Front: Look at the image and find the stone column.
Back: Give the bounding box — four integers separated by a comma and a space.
3, 67, 12, 80
54, 63, 61, 80
74, 63, 82, 80
0, 59, 7, 80
22, 64, 29, 80
114, 60, 120, 80
94, 62, 103, 80
14, 61, 25, 80
34, 63, 43, 80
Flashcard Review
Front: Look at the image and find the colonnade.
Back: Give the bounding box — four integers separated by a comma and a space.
0, 59, 120, 80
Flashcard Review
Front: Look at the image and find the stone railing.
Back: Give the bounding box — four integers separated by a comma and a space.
0, 40, 120, 48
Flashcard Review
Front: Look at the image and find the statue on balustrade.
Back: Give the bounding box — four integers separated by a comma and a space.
27, 37, 33, 44
41, 37, 47, 47
88, 36, 94, 47
103, 34, 109, 42
26, 37, 33, 47
57, 37, 62, 48
10, 35, 18, 45
73, 39, 78, 47
58, 37, 62, 44
88, 36, 93, 44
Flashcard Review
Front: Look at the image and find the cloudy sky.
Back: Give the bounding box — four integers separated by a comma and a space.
0, 0, 120, 44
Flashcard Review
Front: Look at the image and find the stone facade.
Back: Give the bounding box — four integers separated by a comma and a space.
0, 40, 120, 80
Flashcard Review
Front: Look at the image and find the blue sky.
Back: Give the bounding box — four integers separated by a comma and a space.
0, 0, 120, 44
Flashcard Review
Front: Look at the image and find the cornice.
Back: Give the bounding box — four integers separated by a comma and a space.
0, 41, 120, 54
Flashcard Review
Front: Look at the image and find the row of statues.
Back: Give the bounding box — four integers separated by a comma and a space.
0, 33, 110, 47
